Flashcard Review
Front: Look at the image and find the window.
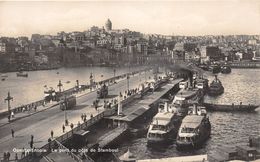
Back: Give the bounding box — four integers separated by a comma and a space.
181, 127, 195, 133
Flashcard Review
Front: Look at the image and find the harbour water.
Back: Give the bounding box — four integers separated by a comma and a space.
114, 68, 260, 160
0, 66, 144, 112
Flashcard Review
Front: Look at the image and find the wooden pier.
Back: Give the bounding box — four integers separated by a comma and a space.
105, 79, 183, 124
98, 126, 128, 148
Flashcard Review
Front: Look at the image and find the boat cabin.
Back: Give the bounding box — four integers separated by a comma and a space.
179, 81, 189, 89
147, 112, 176, 139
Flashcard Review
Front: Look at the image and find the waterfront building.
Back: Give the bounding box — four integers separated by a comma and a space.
248, 39, 257, 45
200, 46, 209, 63
174, 42, 185, 51
0, 42, 6, 53
31, 34, 41, 43
206, 46, 223, 61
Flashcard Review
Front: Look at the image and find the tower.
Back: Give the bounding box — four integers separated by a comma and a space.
105, 19, 112, 31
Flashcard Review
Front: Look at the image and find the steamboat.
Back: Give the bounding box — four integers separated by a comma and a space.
170, 81, 204, 117
147, 102, 181, 143
176, 104, 211, 149
207, 75, 224, 96
221, 63, 232, 74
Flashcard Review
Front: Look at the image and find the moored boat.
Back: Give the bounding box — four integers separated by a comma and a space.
170, 81, 204, 117
203, 102, 259, 112
176, 104, 211, 150
221, 63, 231, 74
207, 75, 224, 96
1, 73, 8, 81
147, 102, 182, 144
16, 71, 28, 77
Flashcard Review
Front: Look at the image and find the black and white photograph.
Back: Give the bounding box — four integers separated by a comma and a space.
0, 0, 259, 162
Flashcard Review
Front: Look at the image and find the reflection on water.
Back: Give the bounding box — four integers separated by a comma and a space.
0, 66, 144, 112
115, 69, 260, 160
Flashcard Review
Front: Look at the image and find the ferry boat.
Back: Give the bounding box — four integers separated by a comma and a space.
147, 102, 181, 143
207, 75, 224, 96
176, 104, 211, 149
221, 64, 231, 74
16, 71, 28, 77
170, 82, 204, 117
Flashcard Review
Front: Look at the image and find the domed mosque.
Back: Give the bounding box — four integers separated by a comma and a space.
105, 18, 112, 31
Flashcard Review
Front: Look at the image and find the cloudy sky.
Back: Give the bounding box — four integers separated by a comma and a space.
0, 0, 260, 37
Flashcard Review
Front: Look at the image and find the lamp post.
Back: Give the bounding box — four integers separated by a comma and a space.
57, 80, 63, 93
90, 72, 94, 90
5, 92, 13, 118
127, 74, 130, 91
76, 80, 79, 88
64, 95, 68, 126
113, 69, 116, 77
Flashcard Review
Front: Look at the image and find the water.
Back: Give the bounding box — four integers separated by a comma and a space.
115, 69, 260, 160
0, 66, 144, 112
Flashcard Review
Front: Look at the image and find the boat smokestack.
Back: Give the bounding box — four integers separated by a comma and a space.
164, 102, 168, 112
193, 104, 198, 115
188, 71, 193, 88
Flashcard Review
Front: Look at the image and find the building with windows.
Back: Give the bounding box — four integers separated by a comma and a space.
0, 42, 6, 53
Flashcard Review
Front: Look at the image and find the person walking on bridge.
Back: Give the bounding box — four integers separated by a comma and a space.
62, 124, 65, 133
6, 152, 10, 161
11, 129, 14, 138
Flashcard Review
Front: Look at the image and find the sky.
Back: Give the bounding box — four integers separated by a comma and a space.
0, 0, 260, 37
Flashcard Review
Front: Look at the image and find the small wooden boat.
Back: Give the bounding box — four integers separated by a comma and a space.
1, 73, 8, 81
203, 103, 259, 112
1, 74, 8, 78
221, 64, 231, 74
17, 71, 28, 77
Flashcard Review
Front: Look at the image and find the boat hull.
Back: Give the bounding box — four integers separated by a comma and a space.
147, 129, 178, 144
207, 88, 224, 96
16, 73, 28, 77
204, 103, 259, 112
176, 127, 211, 150
221, 67, 231, 74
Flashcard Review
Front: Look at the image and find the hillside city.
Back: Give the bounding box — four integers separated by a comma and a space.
0, 19, 260, 72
